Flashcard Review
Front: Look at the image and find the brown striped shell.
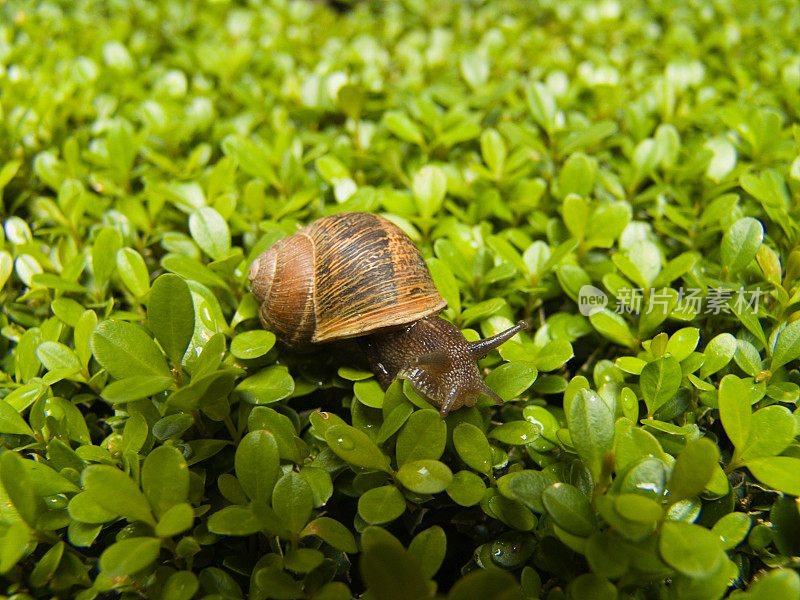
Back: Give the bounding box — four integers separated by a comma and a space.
248, 212, 447, 347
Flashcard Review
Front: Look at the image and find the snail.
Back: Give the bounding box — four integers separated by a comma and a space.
248, 212, 528, 416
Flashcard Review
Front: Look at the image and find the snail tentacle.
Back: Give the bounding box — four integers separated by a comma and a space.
467, 320, 530, 359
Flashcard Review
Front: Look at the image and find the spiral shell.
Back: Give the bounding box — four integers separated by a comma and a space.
248, 212, 446, 347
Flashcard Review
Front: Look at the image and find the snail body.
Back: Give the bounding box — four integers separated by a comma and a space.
248, 212, 527, 416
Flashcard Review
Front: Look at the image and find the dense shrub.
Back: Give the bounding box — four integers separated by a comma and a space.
1, 0, 800, 598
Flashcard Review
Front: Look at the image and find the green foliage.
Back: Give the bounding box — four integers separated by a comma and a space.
2, 0, 800, 598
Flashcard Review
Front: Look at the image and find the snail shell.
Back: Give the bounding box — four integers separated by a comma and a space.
248, 212, 446, 347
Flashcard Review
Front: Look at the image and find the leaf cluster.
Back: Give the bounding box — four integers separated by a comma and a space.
1, 0, 800, 599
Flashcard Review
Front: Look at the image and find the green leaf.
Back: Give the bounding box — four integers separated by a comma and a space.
153, 414, 194, 441
484, 362, 538, 400
446, 471, 486, 507
718, 375, 752, 451
705, 137, 737, 181
700, 333, 737, 377
0, 451, 38, 526
0, 398, 35, 437
41, 259, 86, 291
526, 81, 556, 134
116, 247, 150, 297
220, 135, 278, 185
91, 226, 123, 287
397, 459, 453, 494
99, 537, 161, 577
0, 522, 30, 574
336, 83, 364, 120
460, 50, 489, 89
189, 206, 231, 260
384, 111, 424, 145
82, 465, 156, 525
666, 437, 720, 504
354, 379, 385, 409
771, 320, 800, 371
427, 258, 460, 314
563, 195, 589, 240
567, 389, 614, 481
29, 541, 65, 588
272, 472, 314, 534
360, 529, 431, 600
22, 458, 80, 495
162, 255, 227, 289
68, 492, 118, 524
498, 470, 558, 514
640, 356, 682, 415
316, 154, 349, 184
230, 330, 276, 359
148, 274, 195, 368
745, 568, 800, 599
284, 548, 324, 573
235, 430, 280, 503
735, 340, 763, 376
721, 217, 764, 274
481, 129, 506, 177
0, 159, 21, 190
586, 531, 630, 580
666, 327, 700, 361
653, 252, 697, 287
460, 298, 505, 326
248, 406, 304, 463
533, 340, 573, 372
90, 320, 171, 379
712, 512, 751, 549
121, 413, 147, 456
409, 526, 447, 579
325, 424, 392, 473
102, 375, 174, 403
745, 457, 800, 495
659, 521, 723, 578
155, 502, 195, 537
167, 369, 235, 412
395, 409, 446, 466
0, 251, 13, 292
588, 200, 631, 246
358, 486, 406, 525
207, 505, 262, 536
489, 421, 541, 445
161, 571, 199, 600
4, 381, 46, 413
106, 118, 136, 178
337, 366, 374, 381
741, 405, 797, 460
452, 422, 493, 475
142, 445, 189, 518
567, 574, 618, 600
301, 517, 358, 553
558, 155, 596, 199
589, 310, 636, 348
254, 566, 304, 599
74, 309, 98, 367
448, 569, 525, 600
542, 483, 596, 537
234, 365, 295, 404
412, 165, 447, 219
36, 341, 81, 375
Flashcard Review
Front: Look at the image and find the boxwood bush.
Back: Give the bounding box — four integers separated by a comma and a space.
2, 0, 800, 598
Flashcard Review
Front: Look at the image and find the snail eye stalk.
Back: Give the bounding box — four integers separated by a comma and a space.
467, 320, 530, 359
